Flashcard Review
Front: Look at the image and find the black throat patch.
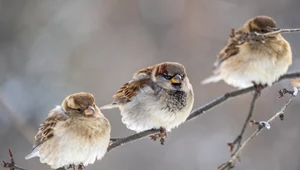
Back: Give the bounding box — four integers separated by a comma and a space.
161, 90, 187, 112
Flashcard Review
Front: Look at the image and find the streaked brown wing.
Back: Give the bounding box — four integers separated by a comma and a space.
33, 108, 68, 150
214, 43, 239, 69
134, 66, 154, 76
213, 30, 244, 71
113, 78, 152, 105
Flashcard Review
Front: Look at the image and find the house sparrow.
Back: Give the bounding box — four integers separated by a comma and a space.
291, 78, 300, 87
202, 16, 292, 89
101, 62, 194, 144
25, 92, 111, 169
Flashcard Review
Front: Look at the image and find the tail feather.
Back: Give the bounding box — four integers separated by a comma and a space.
201, 74, 222, 84
100, 103, 119, 110
25, 148, 39, 160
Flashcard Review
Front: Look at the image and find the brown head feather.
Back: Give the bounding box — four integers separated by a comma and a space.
246, 16, 277, 33
154, 62, 186, 77
33, 92, 97, 149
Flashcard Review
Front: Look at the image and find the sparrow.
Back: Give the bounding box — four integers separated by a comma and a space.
202, 16, 292, 89
101, 62, 194, 144
25, 92, 111, 169
291, 78, 300, 87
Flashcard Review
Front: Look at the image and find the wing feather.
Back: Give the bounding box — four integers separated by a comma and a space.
33, 106, 68, 150
113, 78, 152, 105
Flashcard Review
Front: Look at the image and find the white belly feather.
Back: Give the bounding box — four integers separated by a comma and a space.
220, 43, 292, 88
119, 86, 194, 132
38, 118, 110, 169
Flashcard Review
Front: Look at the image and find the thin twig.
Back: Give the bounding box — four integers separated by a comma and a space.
2, 73, 300, 170
228, 90, 260, 153
219, 87, 298, 170
256, 28, 300, 36
232, 28, 300, 45
2, 148, 27, 170
108, 72, 300, 151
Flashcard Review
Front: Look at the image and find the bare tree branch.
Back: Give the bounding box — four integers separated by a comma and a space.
2, 148, 27, 170
218, 87, 299, 170
2, 72, 300, 170
227, 90, 260, 154
257, 28, 300, 36
230, 28, 300, 45
108, 72, 300, 151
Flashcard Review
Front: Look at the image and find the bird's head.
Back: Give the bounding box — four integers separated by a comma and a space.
61, 92, 99, 117
151, 62, 190, 91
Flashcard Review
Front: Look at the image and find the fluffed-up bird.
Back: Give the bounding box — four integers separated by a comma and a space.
202, 16, 292, 89
25, 92, 111, 169
291, 78, 300, 87
101, 62, 194, 144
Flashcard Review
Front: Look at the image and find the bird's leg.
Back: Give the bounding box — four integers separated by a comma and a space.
72, 164, 76, 170
159, 127, 167, 145
65, 164, 73, 169
150, 127, 167, 145
252, 81, 264, 95
78, 163, 85, 170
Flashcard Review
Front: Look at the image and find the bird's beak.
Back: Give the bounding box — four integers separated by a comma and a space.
171, 74, 182, 84
84, 106, 95, 116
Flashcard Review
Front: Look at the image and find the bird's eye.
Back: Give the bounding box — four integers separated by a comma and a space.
260, 29, 267, 33
76, 108, 82, 112
163, 74, 172, 80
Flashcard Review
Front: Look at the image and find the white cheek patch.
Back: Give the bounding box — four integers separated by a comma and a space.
48, 105, 67, 117
54, 106, 65, 114
133, 73, 148, 81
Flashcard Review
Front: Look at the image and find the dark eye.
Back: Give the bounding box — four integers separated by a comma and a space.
163, 74, 172, 80
260, 29, 267, 33
76, 108, 82, 112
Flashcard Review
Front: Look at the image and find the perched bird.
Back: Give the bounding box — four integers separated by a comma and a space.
202, 16, 292, 89
25, 92, 111, 169
101, 62, 194, 144
291, 78, 300, 87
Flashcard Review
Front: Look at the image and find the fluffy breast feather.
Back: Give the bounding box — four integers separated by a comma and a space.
220, 36, 292, 88
119, 85, 194, 132
38, 116, 111, 169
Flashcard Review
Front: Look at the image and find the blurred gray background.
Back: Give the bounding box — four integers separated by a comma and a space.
0, 0, 300, 170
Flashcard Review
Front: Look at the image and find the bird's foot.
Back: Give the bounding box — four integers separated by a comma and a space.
252, 81, 264, 95
150, 127, 167, 145
78, 163, 85, 170
72, 164, 76, 170
66, 163, 85, 170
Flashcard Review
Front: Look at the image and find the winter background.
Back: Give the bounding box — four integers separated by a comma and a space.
0, 0, 300, 170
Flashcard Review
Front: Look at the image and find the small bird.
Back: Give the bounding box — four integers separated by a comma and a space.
101, 62, 194, 144
202, 16, 292, 89
25, 92, 111, 169
291, 78, 300, 87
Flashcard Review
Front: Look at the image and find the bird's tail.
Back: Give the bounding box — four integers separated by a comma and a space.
201, 74, 222, 84
100, 103, 119, 110
25, 148, 39, 160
